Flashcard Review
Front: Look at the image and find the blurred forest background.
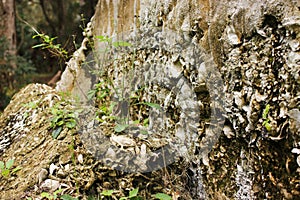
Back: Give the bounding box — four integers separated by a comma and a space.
0, 0, 98, 111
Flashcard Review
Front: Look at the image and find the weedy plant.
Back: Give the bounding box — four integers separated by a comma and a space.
49, 92, 82, 139
87, 35, 161, 134
94, 188, 141, 200
50, 102, 82, 139
97, 188, 172, 200
262, 104, 271, 131
154, 193, 172, 200
0, 159, 22, 178
32, 33, 69, 60
40, 189, 78, 200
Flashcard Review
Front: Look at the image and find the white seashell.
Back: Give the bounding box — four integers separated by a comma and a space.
37, 168, 48, 185
291, 148, 300, 154
78, 154, 84, 164
49, 163, 59, 175
226, 25, 241, 45
223, 126, 235, 138
64, 164, 70, 172
40, 179, 60, 192
110, 134, 136, 148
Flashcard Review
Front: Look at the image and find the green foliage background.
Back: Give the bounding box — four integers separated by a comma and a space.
0, 0, 98, 111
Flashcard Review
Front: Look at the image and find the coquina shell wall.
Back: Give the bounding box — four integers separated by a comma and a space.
56, 0, 300, 199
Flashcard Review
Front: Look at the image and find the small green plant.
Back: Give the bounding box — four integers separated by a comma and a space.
50, 102, 81, 139
113, 100, 160, 133
0, 159, 22, 177
86, 35, 161, 135
88, 82, 116, 123
40, 189, 78, 200
98, 188, 143, 200
88, 82, 111, 102
101, 189, 114, 196
262, 104, 272, 131
89, 80, 160, 133
98, 189, 114, 199
60, 194, 79, 200
154, 193, 172, 200
32, 33, 69, 60
41, 189, 62, 200
95, 35, 132, 48
120, 188, 142, 200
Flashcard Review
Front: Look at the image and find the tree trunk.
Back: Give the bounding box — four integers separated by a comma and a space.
0, 0, 16, 92
0, 0, 16, 69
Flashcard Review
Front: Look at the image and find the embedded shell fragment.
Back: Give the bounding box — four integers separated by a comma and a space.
110, 134, 136, 148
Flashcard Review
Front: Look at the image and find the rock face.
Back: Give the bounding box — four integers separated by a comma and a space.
0, 84, 75, 199
88, 0, 300, 198
1, 0, 299, 199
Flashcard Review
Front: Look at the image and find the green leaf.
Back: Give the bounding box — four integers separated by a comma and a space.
52, 126, 63, 139
264, 122, 272, 131
6, 159, 14, 169
1, 169, 10, 177
41, 192, 52, 199
11, 166, 22, 174
133, 120, 140, 125
98, 90, 108, 99
155, 193, 172, 200
60, 194, 79, 200
53, 44, 61, 49
67, 113, 76, 118
95, 35, 112, 42
50, 107, 57, 114
53, 189, 63, 200
66, 120, 77, 129
51, 116, 62, 127
119, 197, 127, 200
57, 120, 64, 126
143, 118, 149, 127
53, 189, 63, 195
0, 161, 4, 170
32, 34, 44, 39
100, 105, 108, 113
262, 104, 270, 119
112, 41, 132, 47
32, 43, 47, 48
114, 124, 129, 133
101, 190, 114, 196
129, 188, 139, 198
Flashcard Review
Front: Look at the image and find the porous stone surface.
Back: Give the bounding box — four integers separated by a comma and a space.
1, 0, 299, 199
89, 0, 300, 199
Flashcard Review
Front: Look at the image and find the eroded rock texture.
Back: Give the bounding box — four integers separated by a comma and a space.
87, 0, 300, 199
1, 0, 299, 199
